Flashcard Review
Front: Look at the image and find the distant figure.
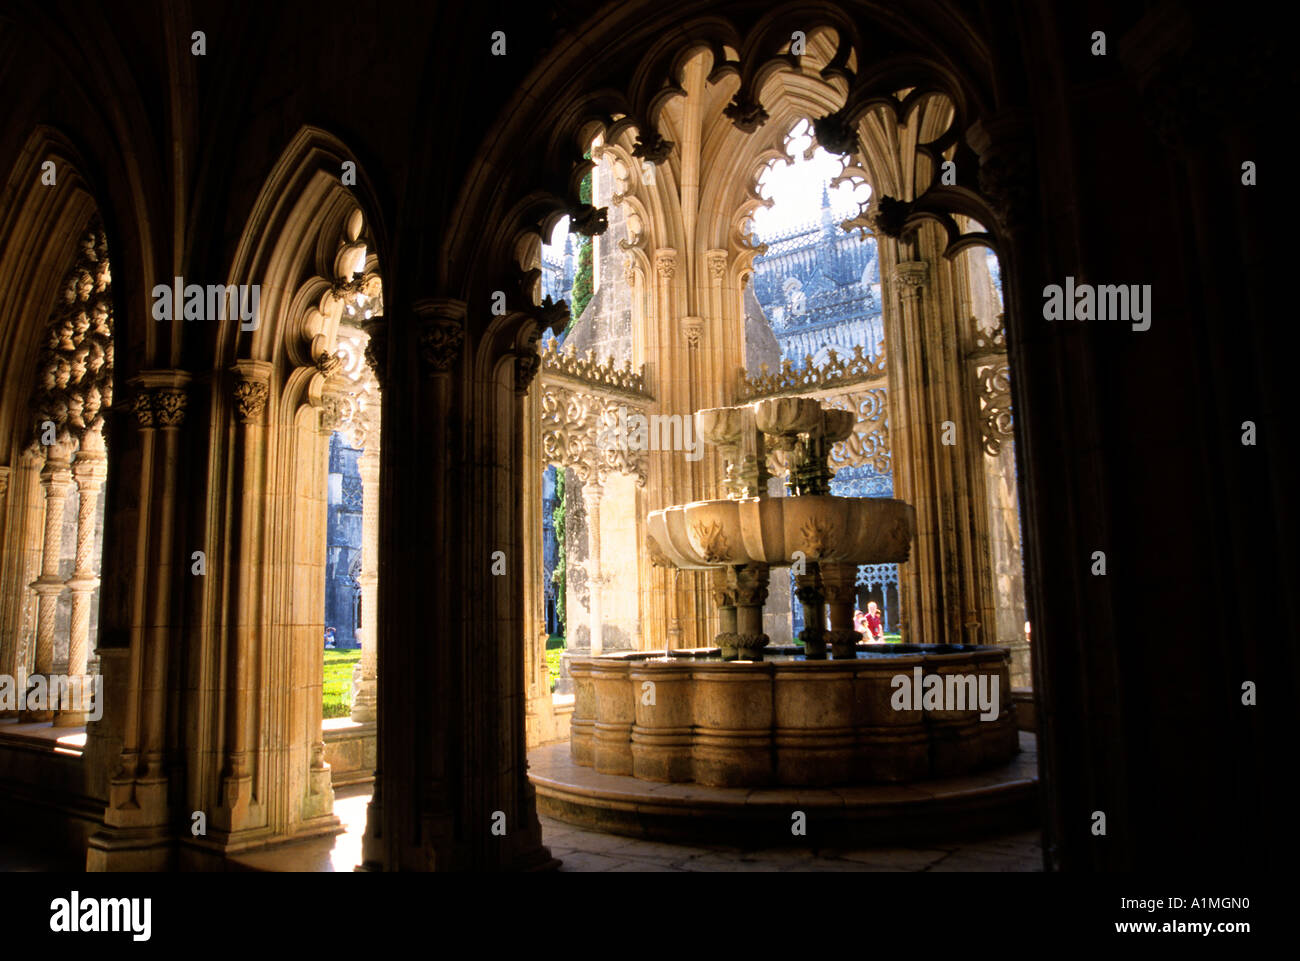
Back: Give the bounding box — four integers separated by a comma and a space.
863, 602, 883, 641
324, 626, 337, 650
853, 609, 869, 634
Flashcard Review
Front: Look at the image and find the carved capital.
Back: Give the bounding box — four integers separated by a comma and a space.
130, 369, 192, 430
416, 301, 467, 378
229, 360, 272, 425
132, 390, 155, 429
232, 381, 268, 425
361, 316, 387, 388
654, 249, 676, 281
892, 261, 929, 298
681, 316, 703, 349
968, 113, 1036, 234
706, 250, 728, 281
153, 388, 188, 428
515, 348, 542, 394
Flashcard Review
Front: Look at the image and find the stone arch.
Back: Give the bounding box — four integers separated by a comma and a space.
0, 128, 118, 727
162, 125, 388, 857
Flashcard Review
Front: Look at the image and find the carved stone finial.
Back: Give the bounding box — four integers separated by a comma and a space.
724, 96, 769, 133
866, 195, 913, 239
631, 129, 674, 164
569, 204, 609, 237
813, 109, 857, 155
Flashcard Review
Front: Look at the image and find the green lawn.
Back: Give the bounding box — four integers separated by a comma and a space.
545, 635, 565, 693
323, 649, 361, 719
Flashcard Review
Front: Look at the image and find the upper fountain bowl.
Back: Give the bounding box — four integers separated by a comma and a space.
647, 495, 915, 570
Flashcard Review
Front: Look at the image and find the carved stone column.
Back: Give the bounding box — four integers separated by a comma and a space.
794, 565, 826, 659
351, 445, 380, 722
821, 562, 861, 659
732, 562, 770, 661
889, 259, 940, 647
583, 481, 605, 657
56, 426, 107, 725
217, 362, 269, 832
709, 566, 738, 657
23, 437, 74, 721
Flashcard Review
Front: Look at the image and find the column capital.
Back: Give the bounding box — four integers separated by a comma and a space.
967, 110, 1036, 234
681, 316, 703, 349
414, 298, 467, 379
654, 248, 676, 280
705, 249, 728, 281
129, 370, 193, 429
230, 360, 273, 425
892, 261, 929, 297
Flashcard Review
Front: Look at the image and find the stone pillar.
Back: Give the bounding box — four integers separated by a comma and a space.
24, 438, 74, 721
732, 562, 770, 661
351, 445, 380, 722
709, 566, 738, 656
584, 481, 604, 656
821, 562, 860, 659
218, 362, 268, 831
889, 259, 938, 646
793, 565, 826, 659
57, 426, 107, 725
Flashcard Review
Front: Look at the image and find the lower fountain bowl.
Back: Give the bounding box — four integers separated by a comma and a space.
567, 644, 1017, 788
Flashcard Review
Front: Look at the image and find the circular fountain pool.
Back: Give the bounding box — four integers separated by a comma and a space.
567, 644, 1017, 788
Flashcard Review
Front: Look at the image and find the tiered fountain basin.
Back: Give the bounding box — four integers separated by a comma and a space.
647, 495, 914, 570
567, 644, 1018, 788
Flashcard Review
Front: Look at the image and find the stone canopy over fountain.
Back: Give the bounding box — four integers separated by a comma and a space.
566, 397, 1019, 789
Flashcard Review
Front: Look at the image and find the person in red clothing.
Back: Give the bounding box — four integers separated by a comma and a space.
863, 601, 884, 641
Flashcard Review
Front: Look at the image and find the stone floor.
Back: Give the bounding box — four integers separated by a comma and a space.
0, 759, 1043, 871
544, 816, 1043, 872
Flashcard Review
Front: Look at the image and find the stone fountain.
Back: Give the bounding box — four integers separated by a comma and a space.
648, 397, 914, 660
565, 396, 1017, 789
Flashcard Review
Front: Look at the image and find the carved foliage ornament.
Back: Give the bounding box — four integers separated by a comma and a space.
976, 361, 1013, 456
539, 382, 648, 487
233, 380, 269, 425
419, 318, 464, 376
